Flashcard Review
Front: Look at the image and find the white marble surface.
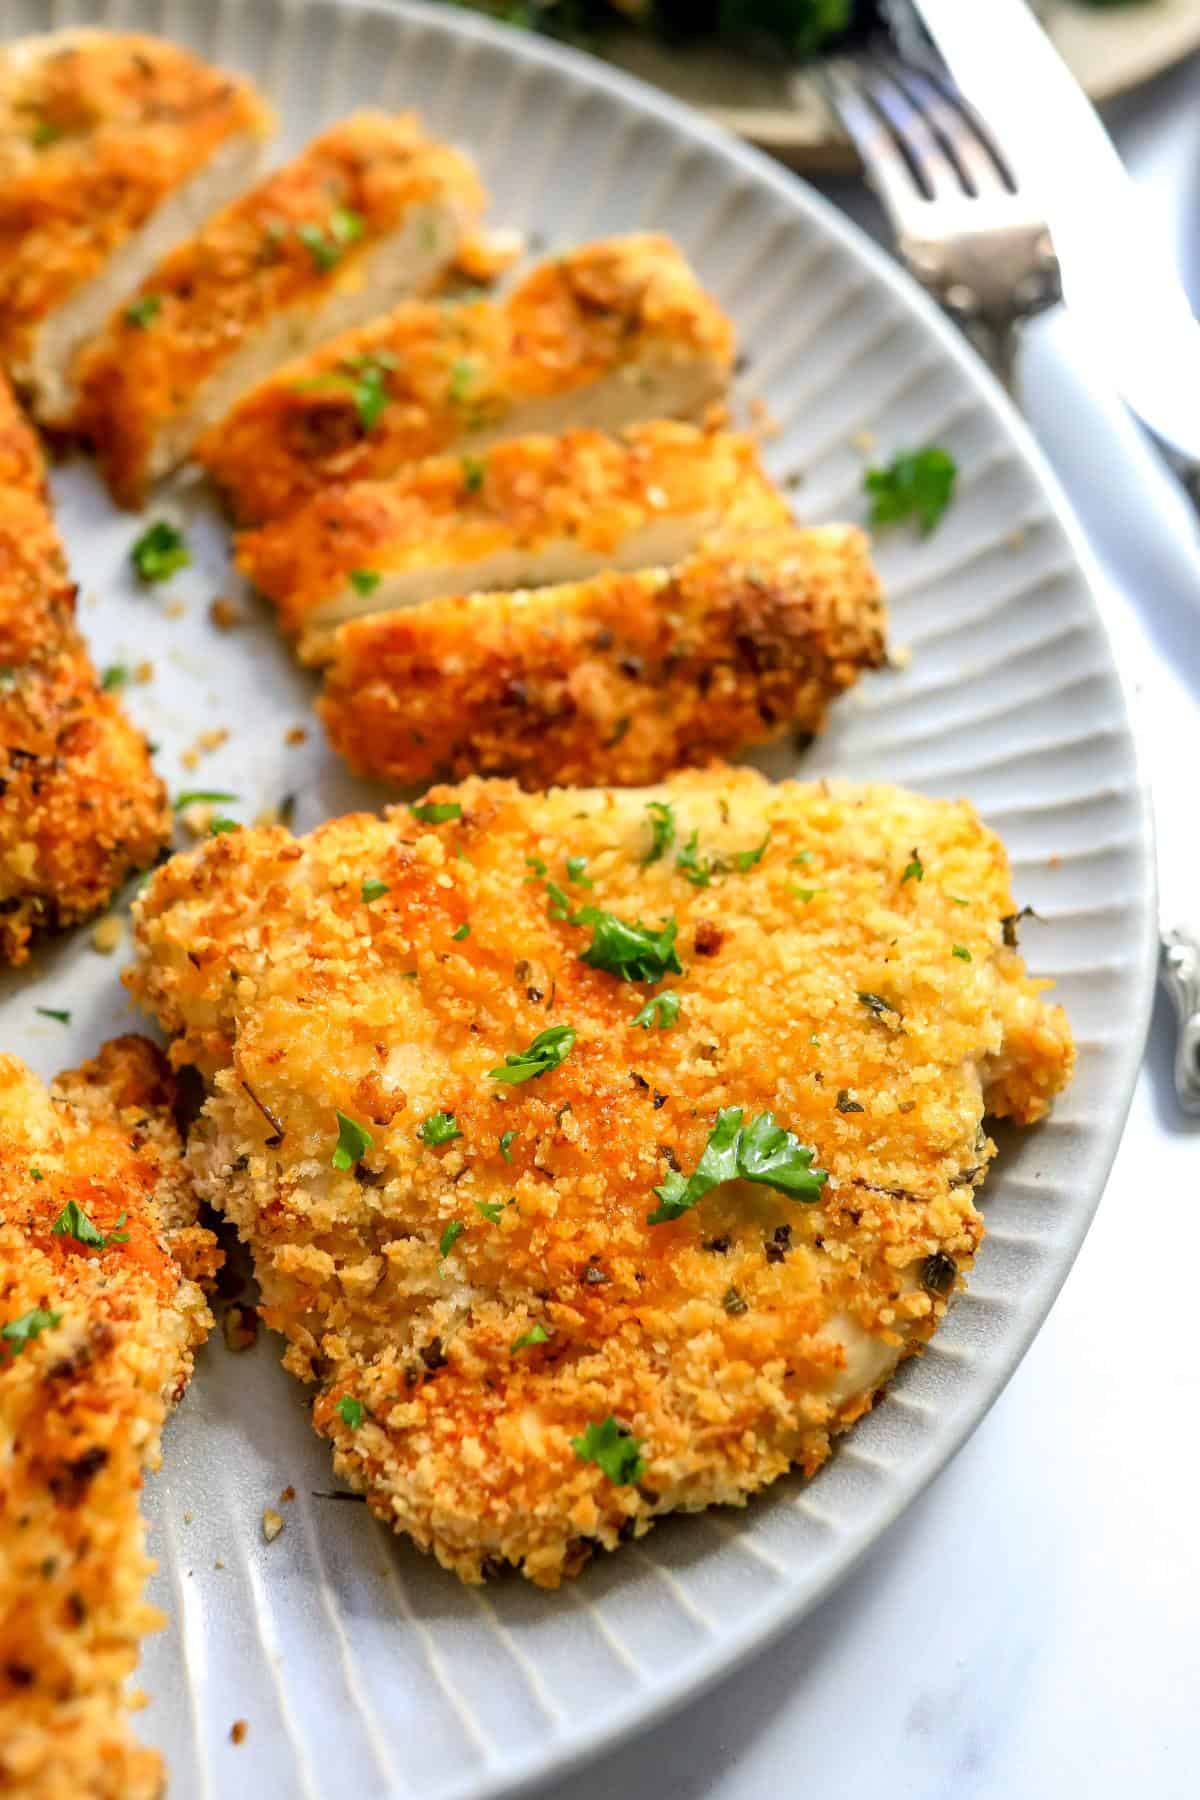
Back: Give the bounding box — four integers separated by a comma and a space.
534, 49, 1200, 1800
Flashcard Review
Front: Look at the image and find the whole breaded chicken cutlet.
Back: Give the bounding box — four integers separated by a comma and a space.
0, 1037, 218, 1799
128, 766, 1073, 1587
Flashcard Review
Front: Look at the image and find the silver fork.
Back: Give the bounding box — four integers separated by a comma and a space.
824, 54, 1062, 394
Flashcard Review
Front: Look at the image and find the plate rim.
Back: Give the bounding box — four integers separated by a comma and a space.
319, 5, 1158, 1794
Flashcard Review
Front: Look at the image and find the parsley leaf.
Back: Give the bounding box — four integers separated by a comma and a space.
632, 990, 680, 1030
789, 884, 823, 903
173, 789, 237, 810
31, 119, 61, 147
511, 1323, 549, 1352
419, 1111, 462, 1146
361, 878, 389, 903
52, 1199, 128, 1248
209, 817, 239, 836
676, 830, 718, 887
643, 800, 676, 864
733, 833, 770, 872
901, 849, 924, 884
1, 1307, 61, 1357
125, 294, 162, 328
448, 358, 475, 402
346, 354, 392, 431
524, 854, 547, 880
338, 1396, 364, 1429
297, 206, 365, 270
461, 455, 486, 492
571, 1416, 645, 1485
452, 922, 470, 940
647, 1107, 827, 1225
474, 1198, 510, 1224
411, 800, 462, 824
35, 1006, 71, 1024
100, 663, 128, 691
332, 1111, 373, 1171
350, 568, 380, 596
952, 944, 972, 961
439, 1219, 465, 1259
488, 1024, 575, 1085
545, 879, 572, 920
565, 855, 594, 888
498, 1130, 516, 1162
864, 446, 957, 535
131, 521, 189, 584
574, 909, 682, 983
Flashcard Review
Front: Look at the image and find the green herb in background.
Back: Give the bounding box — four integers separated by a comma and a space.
864, 447, 958, 535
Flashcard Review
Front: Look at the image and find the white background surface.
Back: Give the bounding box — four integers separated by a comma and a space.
531, 49, 1200, 1800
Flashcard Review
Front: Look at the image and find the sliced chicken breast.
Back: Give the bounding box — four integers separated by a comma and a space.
0, 30, 272, 426
197, 234, 735, 525
0, 1037, 217, 1798
75, 111, 485, 507
319, 525, 886, 791
0, 373, 168, 961
237, 423, 790, 661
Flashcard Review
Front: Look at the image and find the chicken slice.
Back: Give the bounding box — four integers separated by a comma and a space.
0, 375, 167, 962
318, 525, 885, 790
127, 766, 1073, 1588
237, 423, 790, 661
197, 234, 735, 525
75, 111, 485, 507
0, 30, 272, 426
0, 1036, 219, 1799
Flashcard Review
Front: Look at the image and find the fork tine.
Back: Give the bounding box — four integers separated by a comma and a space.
856, 56, 968, 204
824, 60, 933, 237
881, 58, 1015, 197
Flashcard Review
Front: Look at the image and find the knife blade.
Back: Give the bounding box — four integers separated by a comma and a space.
906, 0, 1200, 1112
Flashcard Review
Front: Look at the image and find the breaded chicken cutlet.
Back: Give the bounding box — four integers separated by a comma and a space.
0, 31, 271, 425
319, 525, 886, 790
197, 234, 735, 525
237, 422, 790, 659
0, 1036, 218, 1799
127, 766, 1073, 1588
76, 112, 484, 506
0, 375, 167, 962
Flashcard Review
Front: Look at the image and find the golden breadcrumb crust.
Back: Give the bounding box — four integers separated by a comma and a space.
319, 526, 886, 789
0, 377, 167, 962
198, 234, 735, 524
236, 422, 789, 653
76, 111, 484, 506
0, 31, 270, 390
0, 1036, 218, 1799
127, 767, 1073, 1587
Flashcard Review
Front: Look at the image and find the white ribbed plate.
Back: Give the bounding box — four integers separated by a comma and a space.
2, 3, 1155, 1797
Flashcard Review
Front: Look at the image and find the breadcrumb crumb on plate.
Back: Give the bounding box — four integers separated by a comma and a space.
0, 1037, 217, 1799
127, 765, 1072, 1587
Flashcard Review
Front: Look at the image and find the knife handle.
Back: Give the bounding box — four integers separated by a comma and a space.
1160, 928, 1200, 1114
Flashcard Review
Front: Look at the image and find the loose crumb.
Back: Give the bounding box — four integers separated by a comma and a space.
90, 914, 123, 954
851, 428, 876, 455
214, 1559, 225, 1570
279, 1485, 296, 1504
210, 596, 243, 631
183, 1511, 193, 1525
179, 802, 215, 839
888, 643, 913, 671
261, 1507, 285, 1543
230, 1720, 248, 1746
133, 660, 154, 684
285, 725, 308, 747
749, 396, 781, 441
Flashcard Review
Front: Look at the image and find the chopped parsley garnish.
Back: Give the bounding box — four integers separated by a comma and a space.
498, 1130, 516, 1162
835, 1089, 865, 1114
474, 1198, 510, 1224
524, 854, 547, 880
438, 1219, 465, 1259
858, 990, 900, 1022
722, 1286, 749, 1316
448, 358, 475, 402
35, 1006, 71, 1025
131, 521, 189, 584
511, 1323, 549, 1352
901, 849, 924, 884
792, 850, 813, 866
419, 1111, 462, 1146
100, 663, 128, 691
488, 1024, 575, 1085
31, 119, 61, 147
565, 855, 594, 888
675, 829, 715, 887
361, 878, 389, 903
643, 800, 676, 864
461, 455, 486, 492
864, 446, 957, 535
411, 800, 462, 824
952, 944, 972, 961
570, 1416, 645, 1485
297, 206, 365, 270
337, 1396, 364, 1429
632, 990, 680, 1031
349, 568, 381, 596
300, 351, 394, 431
452, 922, 470, 941
29, 1167, 43, 1181
209, 817, 239, 835
733, 833, 770, 872
1, 1307, 61, 1357
545, 880, 571, 920
648, 1107, 827, 1225
331, 1111, 373, 1171
52, 1199, 128, 1249
951, 896, 970, 907
173, 789, 237, 810
125, 294, 162, 328
788, 884, 823, 904
574, 909, 682, 983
